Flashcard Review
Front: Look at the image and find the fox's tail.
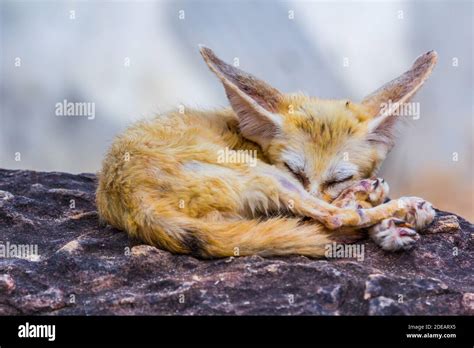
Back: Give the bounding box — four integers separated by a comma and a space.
118, 200, 363, 258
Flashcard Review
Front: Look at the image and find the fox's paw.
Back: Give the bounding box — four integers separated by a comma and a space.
396, 197, 436, 230
360, 178, 389, 206
333, 178, 389, 208
369, 218, 420, 251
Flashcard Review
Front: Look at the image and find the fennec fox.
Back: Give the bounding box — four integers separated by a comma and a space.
96, 46, 437, 258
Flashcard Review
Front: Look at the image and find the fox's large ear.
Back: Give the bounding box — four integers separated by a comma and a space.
362, 51, 437, 150
200, 45, 283, 147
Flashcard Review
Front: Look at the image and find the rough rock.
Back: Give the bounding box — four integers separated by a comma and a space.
0, 169, 472, 315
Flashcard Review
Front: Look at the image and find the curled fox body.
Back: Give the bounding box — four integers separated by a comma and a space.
96, 46, 437, 258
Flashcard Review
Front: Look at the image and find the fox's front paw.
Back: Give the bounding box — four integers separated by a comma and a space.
396, 197, 436, 230
333, 177, 389, 208
360, 178, 389, 206
369, 218, 420, 251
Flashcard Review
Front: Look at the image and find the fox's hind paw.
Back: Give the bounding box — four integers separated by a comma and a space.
368, 197, 435, 251
369, 218, 420, 251
332, 177, 389, 209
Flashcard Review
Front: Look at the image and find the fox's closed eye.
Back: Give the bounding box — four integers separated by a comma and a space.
284, 163, 310, 188
325, 175, 354, 187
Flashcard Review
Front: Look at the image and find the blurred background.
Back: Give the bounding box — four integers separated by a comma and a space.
0, 0, 472, 219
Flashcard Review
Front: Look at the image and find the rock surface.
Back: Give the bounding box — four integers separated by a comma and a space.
0, 169, 472, 315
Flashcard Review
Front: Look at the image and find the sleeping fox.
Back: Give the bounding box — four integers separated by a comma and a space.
96, 46, 437, 258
